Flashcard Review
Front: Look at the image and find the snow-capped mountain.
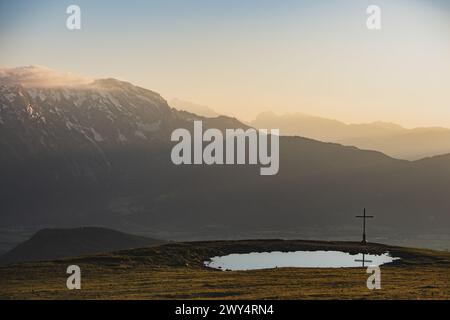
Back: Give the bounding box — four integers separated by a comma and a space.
0, 66, 248, 227
1, 69, 178, 158
0, 66, 246, 179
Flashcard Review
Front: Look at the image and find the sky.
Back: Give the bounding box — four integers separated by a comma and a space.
1, 0, 450, 127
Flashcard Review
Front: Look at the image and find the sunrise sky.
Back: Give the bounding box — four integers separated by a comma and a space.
1, 0, 450, 127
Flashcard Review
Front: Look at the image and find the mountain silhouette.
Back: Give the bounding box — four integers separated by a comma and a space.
1, 66, 450, 239
251, 111, 450, 160
0, 227, 164, 264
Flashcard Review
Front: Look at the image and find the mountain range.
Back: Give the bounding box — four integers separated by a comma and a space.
1, 66, 450, 241
251, 111, 450, 160
170, 98, 219, 118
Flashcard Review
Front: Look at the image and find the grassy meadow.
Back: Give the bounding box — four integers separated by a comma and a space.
1, 240, 449, 300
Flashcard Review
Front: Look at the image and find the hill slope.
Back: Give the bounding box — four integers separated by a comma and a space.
0, 227, 164, 264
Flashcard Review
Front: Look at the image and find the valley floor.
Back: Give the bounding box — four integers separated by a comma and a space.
0, 240, 449, 300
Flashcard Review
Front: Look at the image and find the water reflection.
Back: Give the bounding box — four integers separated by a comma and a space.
205, 250, 399, 271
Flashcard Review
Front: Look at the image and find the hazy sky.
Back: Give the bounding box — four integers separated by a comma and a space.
1, 0, 450, 127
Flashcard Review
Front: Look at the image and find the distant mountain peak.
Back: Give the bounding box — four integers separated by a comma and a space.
170, 98, 219, 118
366, 121, 404, 130
251, 111, 450, 160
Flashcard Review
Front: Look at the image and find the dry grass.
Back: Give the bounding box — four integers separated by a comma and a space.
1, 240, 449, 300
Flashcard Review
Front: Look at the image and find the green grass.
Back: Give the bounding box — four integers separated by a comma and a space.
1, 240, 449, 300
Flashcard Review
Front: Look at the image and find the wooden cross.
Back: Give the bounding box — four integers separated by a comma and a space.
356, 208, 374, 244
354, 253, 373, 268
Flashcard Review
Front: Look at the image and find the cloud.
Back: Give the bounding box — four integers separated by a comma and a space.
0, 65, 92, 87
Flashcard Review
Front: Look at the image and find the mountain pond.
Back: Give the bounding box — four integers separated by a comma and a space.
204, 250, 399, 271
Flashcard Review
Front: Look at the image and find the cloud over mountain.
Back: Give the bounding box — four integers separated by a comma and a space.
0, 65, 92, 87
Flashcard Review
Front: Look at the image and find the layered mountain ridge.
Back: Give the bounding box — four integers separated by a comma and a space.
1, 66, 450, 239
251, 111, 450, 160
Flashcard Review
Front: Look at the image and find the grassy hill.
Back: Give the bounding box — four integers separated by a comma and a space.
0, 239, 449, 299
0, 227, 164, 265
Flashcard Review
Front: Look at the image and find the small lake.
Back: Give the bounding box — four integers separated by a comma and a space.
204, 250, 399, 271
